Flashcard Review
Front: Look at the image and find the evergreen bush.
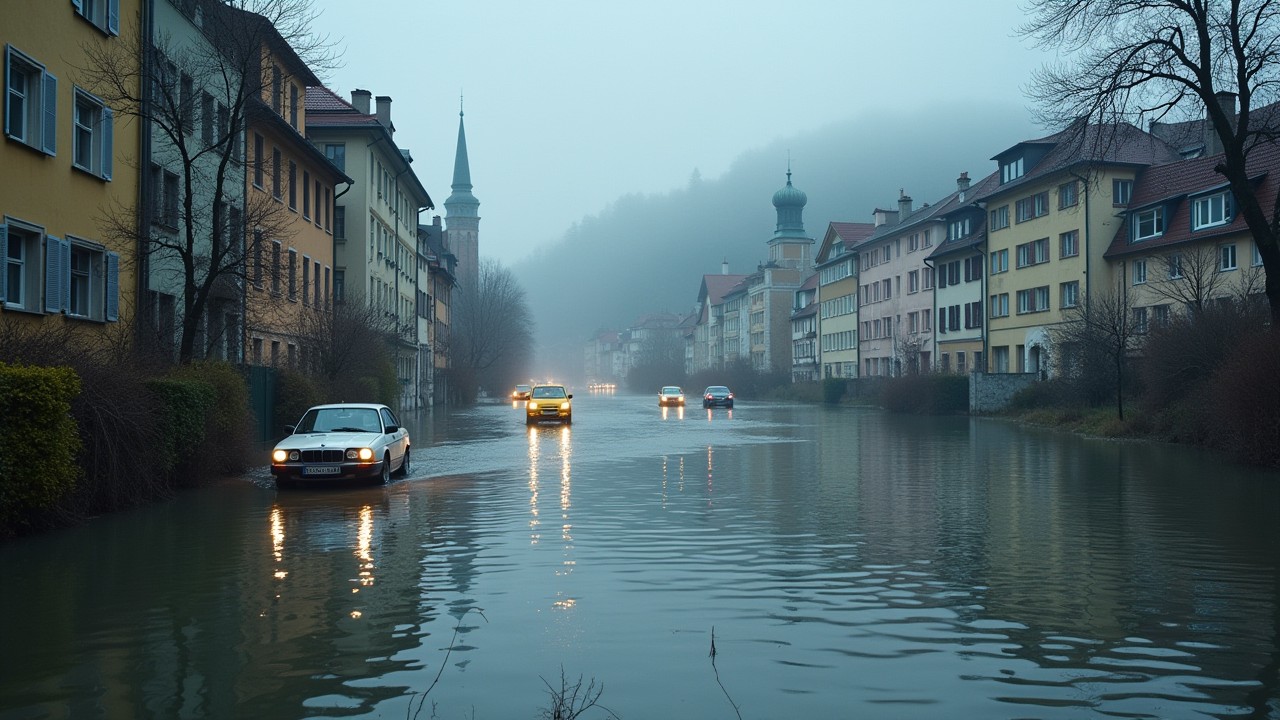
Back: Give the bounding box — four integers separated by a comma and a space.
0, 363, 82, 537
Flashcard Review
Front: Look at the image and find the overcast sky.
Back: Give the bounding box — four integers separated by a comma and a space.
309, 0, 1049, 263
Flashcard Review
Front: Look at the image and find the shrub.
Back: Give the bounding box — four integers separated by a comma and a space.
822, 377, 848, 404
0, 363, 82, 537
167, 361, 253, 476
147, 378, 218, 484
879, 374, 968, 414
274, 368, 324, 437
1007, 379, 1076, 411
1207, 332, 1280, 467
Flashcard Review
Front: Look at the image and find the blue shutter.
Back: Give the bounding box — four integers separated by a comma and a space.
3, 47, 11, 138
0, 225, 7, 304
71, 0, 84, 13
42, 70, 57, 156
44, 235, 67, 314
101, 106, 113, 180
108, 0, 119, 35
105, 251, 119, 321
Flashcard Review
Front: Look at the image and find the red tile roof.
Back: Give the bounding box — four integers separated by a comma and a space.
700, 274, 748, 306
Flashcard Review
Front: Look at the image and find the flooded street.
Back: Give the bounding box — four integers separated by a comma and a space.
3, 390, 1280, 719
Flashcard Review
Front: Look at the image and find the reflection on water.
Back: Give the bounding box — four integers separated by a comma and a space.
660, 404, 685, 421
3, 397, 1280, 719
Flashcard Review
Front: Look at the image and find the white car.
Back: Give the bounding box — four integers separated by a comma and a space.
270, 403, 410, 487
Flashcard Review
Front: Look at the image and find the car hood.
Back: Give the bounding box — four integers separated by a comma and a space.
275, 431, 381, 449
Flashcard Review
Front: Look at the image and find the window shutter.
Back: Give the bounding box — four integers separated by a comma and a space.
0, 225, 7, 303
3, 48, 11, 138
44, 235, 67, 313
71, 0, 84, 12
108, 0, 120, 35
101, 106, 113, 179
42, 70, 57, 156
105, 251, 119, 321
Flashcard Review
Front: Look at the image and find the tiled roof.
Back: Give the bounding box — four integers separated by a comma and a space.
304, 86, 384, 128
1104, 139, 1280, 258
830, 222, 875, 246
700, 274, 748, 306
975, 122, 1182, 202
927, 171, 1000, 260
792, 303, 818, 320
305, 86, 356, 112
799, 272, 819, 291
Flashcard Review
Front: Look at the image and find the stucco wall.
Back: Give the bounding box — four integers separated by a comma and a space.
970, 372, 1038, 413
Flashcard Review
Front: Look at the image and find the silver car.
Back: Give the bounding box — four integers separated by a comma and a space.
270, 403, 410, 487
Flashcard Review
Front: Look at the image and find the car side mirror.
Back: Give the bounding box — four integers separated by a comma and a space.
285, 425, 296, 434
384, 425, 399, 434
567, 394, 573, 399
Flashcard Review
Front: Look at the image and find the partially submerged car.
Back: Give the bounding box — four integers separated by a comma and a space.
271, 403, 410, 487
526, 384, 572, 424
702, 385, 734, 408
658, 386, 685, 406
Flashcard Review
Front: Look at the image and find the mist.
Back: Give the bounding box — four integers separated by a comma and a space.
513, 99, 1039, 381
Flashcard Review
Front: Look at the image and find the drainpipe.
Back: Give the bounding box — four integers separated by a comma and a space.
922, 254, 936, 373
137, 0, 155, 348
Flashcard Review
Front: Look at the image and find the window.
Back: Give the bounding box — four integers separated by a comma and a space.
323, 187, 331, 231
1133, 207, 1164, 241
1061, 280, 1079, 308
1113, 179, 1133, 205
1167, 253, 1183, 279
1133, 307, 1149, 334
73, 0, 121, 34
1015, 191, 1049, 222
5, 46, 57, 155
313, 260, 321, 306
1254, 242, 1264, 267
1132, 259, 1147, 284
288, 161, 297, 210
1001, 156, 1024, 183
3, 223, 42, 310
253, 134, 264, 188
948, 217, 970, 240
287, 248, 297, 299
271, 65, 281, 114
252, 229, 263, 287
325, 143, 346, 172
272, 148, 282, 199
1220, 243, 1237, 271
1058, 181, 1077, 209
990, 205, 1009, 231
159, 168, 179, 228
922, 266, 934, 289
964, 255, 983, 282
302, 170, 311, 220
1016, 238, 1049, 267
908, 270, 918, 293
271, 240, 282, 294
72, 89, 113, 180
990, 293, 1010, 318
65, 239, 119, 321
334, 206, 345, 240
334, 268, 345, 303
179, 73, 193, 134
201, 91, 214, 145
1153, 304, 1170, 327
1017, 286, 1050, 314
1059, 230, 1078, 258
1192, 191, 1231, 230
964, 301, 983, 329
302, 255, 310, 305
289, 83, 298, 128
990, 248, 1009, 274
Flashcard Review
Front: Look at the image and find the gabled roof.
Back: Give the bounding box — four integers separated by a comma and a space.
698, 273, 748, 306
816, 221, 875, 266
1104, 140, 1280, 258
927, 170, 1001, 260
975, 122, 1182, 202
857, 186, 968, 249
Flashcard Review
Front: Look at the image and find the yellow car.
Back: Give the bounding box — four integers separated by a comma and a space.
526, 384, 572, 424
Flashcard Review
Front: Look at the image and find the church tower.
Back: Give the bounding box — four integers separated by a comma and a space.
444, 103, 480, 291
768, 165, 813, 270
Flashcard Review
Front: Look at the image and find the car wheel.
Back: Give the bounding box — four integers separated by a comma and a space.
564, 415, 572, 425
526, 416, 536, 425
380, 454, 392, 485
395, 448, 411, 478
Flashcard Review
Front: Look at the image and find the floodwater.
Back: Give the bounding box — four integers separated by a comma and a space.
2, 390, 1280, 719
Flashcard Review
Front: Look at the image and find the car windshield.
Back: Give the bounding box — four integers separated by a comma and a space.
516, 385, 531, 391
297, 407, 382, 433
662, 387, 681, 394
532, 386, 567, 399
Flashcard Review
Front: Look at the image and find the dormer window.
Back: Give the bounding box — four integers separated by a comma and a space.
1000, 156, 1024, 184
1133, 207, 1165, 242
948, 217, 970, 240
1192, 190, 1232, 230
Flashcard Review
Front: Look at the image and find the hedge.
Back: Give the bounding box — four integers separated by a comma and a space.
0, 363, 82, 534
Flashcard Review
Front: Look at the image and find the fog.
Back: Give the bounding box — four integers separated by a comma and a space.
518, 101, 1038, 379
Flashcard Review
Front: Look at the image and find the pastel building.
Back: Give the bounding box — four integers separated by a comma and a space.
813, 221, 873, 378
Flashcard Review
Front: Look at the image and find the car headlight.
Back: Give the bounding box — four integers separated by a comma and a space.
272, 449, 287, 463
560, 401, 571, 410
288, 450, 299, 461
528, 401, 538, 410
358, 448, 374, 461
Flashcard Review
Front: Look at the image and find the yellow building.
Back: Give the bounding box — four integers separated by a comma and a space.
976, 123, 1180, 375
2, 1, 139, 341
243, 24, 350, 368
814, 222, 873, 378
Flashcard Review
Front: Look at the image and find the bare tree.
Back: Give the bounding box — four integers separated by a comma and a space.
894, 330, 925, 375
626, 329, 686, 392
79, 0, 337, 362
294, 292, 398, 404
1022, 0, 1280, 325
1144, 245, 1234, 315
451, 258, 534, 400
1052, 284, 1141, 419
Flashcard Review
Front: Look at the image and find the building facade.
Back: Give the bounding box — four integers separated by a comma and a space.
813, 222, 873, 378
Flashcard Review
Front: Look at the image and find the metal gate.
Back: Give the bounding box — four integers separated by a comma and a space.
245, 364, 278, 444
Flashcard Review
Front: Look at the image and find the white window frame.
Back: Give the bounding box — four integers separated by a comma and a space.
1220, 243, 1238, 271
72, 87, 113, 180
990, 293, 1010, 318
1132, 259, 1147, 285
1133, 207, 1165, 241
990, 205, 1009, 231
1061, 281, 1079, 308
1113, 179, 1133, 205
1059, 230, 1079, 258
991, 248, 1009, 274
64, 236, 119, 322
1192, 191, 1231, 231
1167, 253, 1183, 279
71, 0, 121, 35
1001, 156, 1024, 183
5, 45, 57, 155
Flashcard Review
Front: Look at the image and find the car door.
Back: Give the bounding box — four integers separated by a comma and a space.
380, 408, 407, 465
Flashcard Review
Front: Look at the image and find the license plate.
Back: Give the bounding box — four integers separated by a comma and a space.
303, 466, 340, 476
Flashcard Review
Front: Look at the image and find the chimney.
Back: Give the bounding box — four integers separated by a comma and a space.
375, 95, 394, 136
956, 171, 970, 201
898, 189, 913, 221
1205, 91, 1237, 156
721, 258, 729, 275
433, 215, 442, 228
351, 89, 371, 114
872, 208, 899, 227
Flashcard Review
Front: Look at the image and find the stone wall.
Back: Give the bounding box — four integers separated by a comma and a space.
969, 372, 1038, 414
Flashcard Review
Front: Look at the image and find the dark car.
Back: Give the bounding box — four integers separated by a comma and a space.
702, 385, 734, 408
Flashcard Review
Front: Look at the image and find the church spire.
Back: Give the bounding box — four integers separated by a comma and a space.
445, 100, 479, 219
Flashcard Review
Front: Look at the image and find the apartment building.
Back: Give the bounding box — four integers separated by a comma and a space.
976, 122, 1180, 375
929, 171, 999, 375
813, 221, 873, 378
2, 0, 138, 340
790, 273, 819, 382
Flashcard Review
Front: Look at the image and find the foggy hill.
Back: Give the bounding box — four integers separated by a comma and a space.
515, 100, 1039, 379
